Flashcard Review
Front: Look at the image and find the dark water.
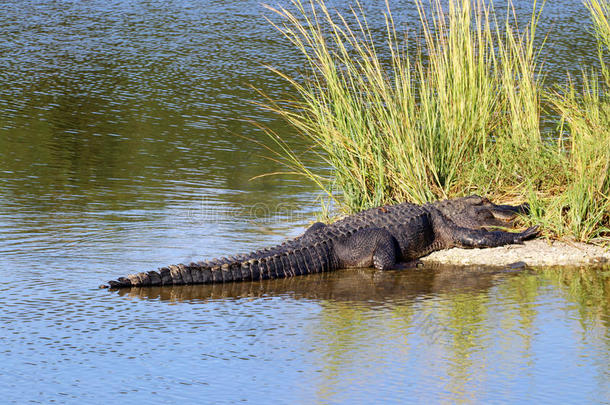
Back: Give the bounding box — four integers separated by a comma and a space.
1, 1, 609, 403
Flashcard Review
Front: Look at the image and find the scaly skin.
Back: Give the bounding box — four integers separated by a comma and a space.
101, 195, 538, 288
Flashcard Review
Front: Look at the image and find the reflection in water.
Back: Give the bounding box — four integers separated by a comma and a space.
0, 0, 320, 226
117, 265, 505, 303
112, 265, 610, 403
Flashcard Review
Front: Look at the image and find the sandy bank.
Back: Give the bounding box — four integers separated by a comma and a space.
421, 239, 610, 267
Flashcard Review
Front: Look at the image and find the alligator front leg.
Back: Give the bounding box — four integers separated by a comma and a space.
451, 226, 539, 248
334, 228, 398, 270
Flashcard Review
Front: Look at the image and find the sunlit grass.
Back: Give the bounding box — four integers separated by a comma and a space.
526, 0, 610, 243
541, 74, 610, 242
258, 0, 609, 244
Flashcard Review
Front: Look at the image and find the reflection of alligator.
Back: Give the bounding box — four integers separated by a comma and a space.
116, 265, 522, 303
101, 195, 538, 288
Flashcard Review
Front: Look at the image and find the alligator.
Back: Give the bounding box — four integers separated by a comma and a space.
101, 195, 538, 289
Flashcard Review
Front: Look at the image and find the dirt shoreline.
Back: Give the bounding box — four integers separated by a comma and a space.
421, 239, 610, 267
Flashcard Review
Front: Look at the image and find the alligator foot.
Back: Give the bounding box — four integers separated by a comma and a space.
453, 225, 540, 249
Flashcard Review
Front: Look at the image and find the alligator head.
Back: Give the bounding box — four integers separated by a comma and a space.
434, 195, 530, 230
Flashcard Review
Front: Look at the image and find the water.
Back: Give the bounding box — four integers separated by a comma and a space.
0, 1, 609, 403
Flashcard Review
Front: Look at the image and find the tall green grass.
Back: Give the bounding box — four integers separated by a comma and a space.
259, 0, 610, 243
533, 0, 610, 242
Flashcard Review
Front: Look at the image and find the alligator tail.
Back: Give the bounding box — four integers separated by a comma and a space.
100, 242, 335, 289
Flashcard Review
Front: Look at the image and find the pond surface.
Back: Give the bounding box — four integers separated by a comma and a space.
0, 0, 609, 403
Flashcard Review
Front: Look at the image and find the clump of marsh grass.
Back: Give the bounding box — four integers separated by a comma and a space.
536, 75, 610, 242
531, 0, 610, 243
260, 0, 547, 208
259, 0, 609, 243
